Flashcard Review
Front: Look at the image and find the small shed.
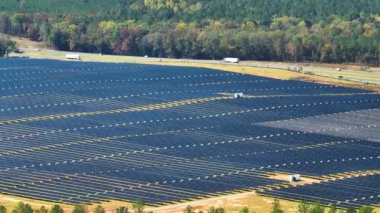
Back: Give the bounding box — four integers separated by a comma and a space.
289, 174, 301, 182
234, 93, 244, 98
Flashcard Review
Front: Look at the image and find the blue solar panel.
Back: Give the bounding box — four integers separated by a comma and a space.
0, 58, 379, 206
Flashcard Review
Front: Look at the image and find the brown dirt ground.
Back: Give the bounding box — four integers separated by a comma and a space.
7, 35, 49, 49
266, 173, 321, 186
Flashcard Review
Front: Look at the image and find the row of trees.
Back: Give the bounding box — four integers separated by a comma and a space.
1, 7, 380, 64
0, 199, 376, 213
183, 199, 377, 213
0, 200, 149, 213
2, 13, 379, 65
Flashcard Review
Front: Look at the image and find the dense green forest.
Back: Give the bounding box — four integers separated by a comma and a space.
0, 0, 379, 64
2, 0, 380, 24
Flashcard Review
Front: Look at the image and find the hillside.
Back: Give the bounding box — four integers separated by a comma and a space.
0, 0, 380, 65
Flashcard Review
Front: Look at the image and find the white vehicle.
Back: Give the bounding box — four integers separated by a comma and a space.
65, 54, 81, 60
223, 57, 240, 63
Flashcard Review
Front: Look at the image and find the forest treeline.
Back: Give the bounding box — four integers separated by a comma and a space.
0, 0, 379, 65
1, 0, 380, 24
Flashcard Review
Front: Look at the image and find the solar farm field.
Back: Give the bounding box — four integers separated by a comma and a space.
0, 58, 379, 208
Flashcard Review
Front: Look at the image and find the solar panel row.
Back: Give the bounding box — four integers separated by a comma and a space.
0, 58, 379, 207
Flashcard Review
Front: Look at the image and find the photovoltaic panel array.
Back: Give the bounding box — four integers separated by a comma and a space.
0, 58, 379, 207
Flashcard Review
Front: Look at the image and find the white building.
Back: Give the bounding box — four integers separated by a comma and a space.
223, 57, 240, 63
289, 174, 301, 182
234, 93, 244, 98
65, 54, 81, 60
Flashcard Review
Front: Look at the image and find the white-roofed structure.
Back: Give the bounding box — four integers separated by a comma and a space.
65, 54, 81, 60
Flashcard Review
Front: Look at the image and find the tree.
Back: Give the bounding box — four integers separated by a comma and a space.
328, 204, 338, 213
271, 199, 284, 213
239, 207, 249, 213
113, 206, 129, 213
184, 206, 195, 213
132, 199, 146, 213
72, 205, 88, 213
0, 205, 6, 213
94, 206, 105, 213
358, 206, 374, 213
51, 205, 64, 213
0, 15, 11, 33
35, 206, 48, 213
208, 207, 225, 213
298, 201, 310, 213
11, 202, 33, 213
309, 202, 325, 213
49, 29, 70, 51
346, 207, 357, 213
0, 35, 16, 57
10, 13, 27, 36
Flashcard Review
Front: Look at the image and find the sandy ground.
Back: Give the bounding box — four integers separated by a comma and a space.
145, 192, 279, 213
4, 34, 49, 49
266, 173, 321, 186
0, 193, 72, 212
